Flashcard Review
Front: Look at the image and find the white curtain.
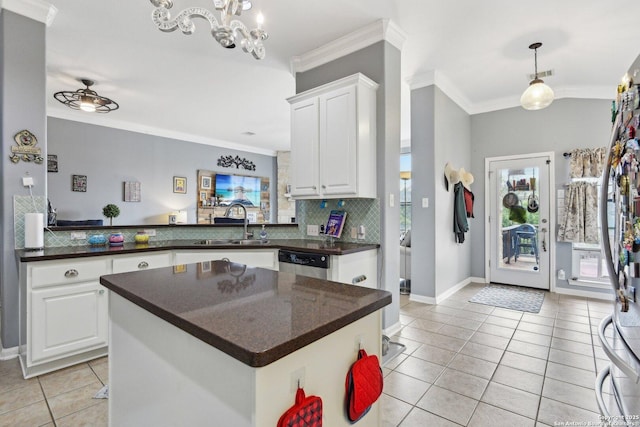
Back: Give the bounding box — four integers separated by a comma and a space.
569, 147, 606, 178
557, 181, 599, 243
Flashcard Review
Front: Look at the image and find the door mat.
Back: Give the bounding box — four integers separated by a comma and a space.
469, 284, 545, 313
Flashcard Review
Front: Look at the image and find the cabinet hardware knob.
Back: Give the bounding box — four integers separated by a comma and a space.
321, 185, 326, 189
98, 290, 105, 295
64, 269, 78, 278
138, 261, 149, 269
312, 186, 317, 190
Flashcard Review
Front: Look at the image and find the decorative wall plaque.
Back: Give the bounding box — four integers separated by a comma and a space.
47, 155, 59, 172
217, 155, 256, 171
10, 130, 43, 164
123, 181, 141, 202
72, 174, 87, 192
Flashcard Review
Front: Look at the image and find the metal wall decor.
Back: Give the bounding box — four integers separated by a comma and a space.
9, 130, 43, 164
217, 155, 256, 171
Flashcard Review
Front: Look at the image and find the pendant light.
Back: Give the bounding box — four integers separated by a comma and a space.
520, 42, 554, 110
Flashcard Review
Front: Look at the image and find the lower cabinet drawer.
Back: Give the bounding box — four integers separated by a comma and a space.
30, 258, 109, 289
112, 251, 173, 273
30, 282, 108, 363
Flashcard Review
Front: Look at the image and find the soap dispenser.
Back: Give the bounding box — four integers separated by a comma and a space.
259, 224, 268, 241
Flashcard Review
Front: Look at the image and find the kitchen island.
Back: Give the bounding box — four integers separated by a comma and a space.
100, 260, 391, 426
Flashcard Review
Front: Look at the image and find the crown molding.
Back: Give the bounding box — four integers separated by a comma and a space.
408, 70, 474, 114
0, 0, 57, 26
47, 109, 277, 157
291, 19, 406, 75
408, 71, 614, 115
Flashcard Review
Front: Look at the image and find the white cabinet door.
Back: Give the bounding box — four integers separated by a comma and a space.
112, 251, 173, 273
320, 85, 357, 196
31, 282, 108, 363
290, 97, 320, 197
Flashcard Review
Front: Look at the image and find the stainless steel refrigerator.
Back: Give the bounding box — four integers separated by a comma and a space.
597, 54, 640, 424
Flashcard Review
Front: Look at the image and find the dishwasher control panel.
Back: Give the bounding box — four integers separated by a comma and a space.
278, 250, 329, 269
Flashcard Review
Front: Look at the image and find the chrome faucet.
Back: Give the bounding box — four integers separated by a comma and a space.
224, 203, 253, 240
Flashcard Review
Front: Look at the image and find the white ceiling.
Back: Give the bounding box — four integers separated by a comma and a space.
45, 0, 640, 155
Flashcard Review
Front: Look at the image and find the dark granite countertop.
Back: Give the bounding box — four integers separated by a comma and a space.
100, 260, 391, 367
17, 239, 379, 262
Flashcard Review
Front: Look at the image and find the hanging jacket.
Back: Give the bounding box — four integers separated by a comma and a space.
453, 182, 469, 243
463, 187, 475, 218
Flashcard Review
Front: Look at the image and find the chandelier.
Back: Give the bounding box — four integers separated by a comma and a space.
149, 0, 268, 60
520, 42, 554, 110
53, 79, 119, 113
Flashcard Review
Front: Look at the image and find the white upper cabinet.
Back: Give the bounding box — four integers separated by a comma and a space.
287, 73, 378, 199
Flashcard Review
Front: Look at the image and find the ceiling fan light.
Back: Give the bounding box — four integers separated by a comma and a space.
520, 79, 555, 110
79, 95, 96, 112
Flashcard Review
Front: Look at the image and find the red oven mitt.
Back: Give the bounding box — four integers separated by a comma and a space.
277, 387, 323, 427
345, 349, 383, 423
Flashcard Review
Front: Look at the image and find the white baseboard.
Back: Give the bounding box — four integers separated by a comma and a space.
0, 343, 19, 360
554, 286, 615, 301
408, 277, 473, 305
470, 276, 487, 284
383, 321, 402, 337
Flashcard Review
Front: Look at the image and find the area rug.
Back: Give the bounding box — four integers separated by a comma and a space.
469, 284, 545, 313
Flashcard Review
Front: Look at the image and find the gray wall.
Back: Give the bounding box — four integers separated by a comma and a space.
296, 41, 402, 330
410, 86, 472, 299
470, 98, 612, 292
1, 10, 48, 349
48, 118, 277, 225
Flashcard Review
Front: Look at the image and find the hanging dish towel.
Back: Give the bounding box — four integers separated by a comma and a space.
345, 349, 383, 423
277, 387, 323, 427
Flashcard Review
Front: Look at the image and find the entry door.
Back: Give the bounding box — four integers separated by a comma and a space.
488, 155, 551, 290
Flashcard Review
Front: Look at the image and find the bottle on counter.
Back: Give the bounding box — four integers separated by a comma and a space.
259, 224, 268, 241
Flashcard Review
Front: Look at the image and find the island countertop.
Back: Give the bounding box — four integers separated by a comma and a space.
100, 260, 391, 367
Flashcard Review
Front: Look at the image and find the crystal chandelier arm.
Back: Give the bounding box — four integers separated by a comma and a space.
151, 3, 220, 34
230, 20, 266, 59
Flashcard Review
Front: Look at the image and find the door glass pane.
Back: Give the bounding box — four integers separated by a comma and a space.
498, 166, 540, 272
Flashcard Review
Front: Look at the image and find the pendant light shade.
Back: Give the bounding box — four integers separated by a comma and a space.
521, 42, 554, 110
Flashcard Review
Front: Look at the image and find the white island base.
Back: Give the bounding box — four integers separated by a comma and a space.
108, 293, 382, 426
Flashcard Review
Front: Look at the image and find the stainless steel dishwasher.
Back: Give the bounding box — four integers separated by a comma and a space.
278, 249, 329, 279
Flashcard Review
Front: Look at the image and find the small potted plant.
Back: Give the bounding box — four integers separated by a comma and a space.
102, 204, 120, 226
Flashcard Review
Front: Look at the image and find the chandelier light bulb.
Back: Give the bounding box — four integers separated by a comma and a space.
256, 12, 263, 29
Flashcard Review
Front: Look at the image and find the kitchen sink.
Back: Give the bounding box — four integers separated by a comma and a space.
194, 239, 235, 245
193, 239, 270, 245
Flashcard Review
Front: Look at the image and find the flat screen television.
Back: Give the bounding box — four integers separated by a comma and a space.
214, 174, 261, 207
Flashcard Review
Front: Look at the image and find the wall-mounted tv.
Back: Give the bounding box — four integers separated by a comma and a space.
214, 174, 261, 207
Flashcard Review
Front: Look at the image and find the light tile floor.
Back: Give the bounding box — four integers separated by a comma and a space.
384, 282, 613, 426
0, 356, 108, 426
0, 282, 613, 426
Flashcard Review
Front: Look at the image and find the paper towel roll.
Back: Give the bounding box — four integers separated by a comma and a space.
25, 213, 44, 249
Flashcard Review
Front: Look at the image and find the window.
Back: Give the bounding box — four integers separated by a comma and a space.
400, 152, 411, 235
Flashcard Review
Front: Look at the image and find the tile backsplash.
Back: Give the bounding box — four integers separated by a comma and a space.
13, 196, 380, 248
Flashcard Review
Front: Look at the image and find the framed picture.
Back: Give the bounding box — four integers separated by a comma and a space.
201, 261, 211, 272
173, 176, 187, 194
47, 155, 58, 173
201, 176, 212, 190
72, 174, 87, 192
200, 191, 208, 201
123, 181, 141, 202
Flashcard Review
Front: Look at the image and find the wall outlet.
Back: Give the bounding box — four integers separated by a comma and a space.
143, 229, 157, 237
307, 224, 319, 236
557, 269, 566, 280
70, 232, 87, 240
350, 227, 357, 238
22, 176, 34, 187
357, 225, 365, 240
422, 197, 429, 208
